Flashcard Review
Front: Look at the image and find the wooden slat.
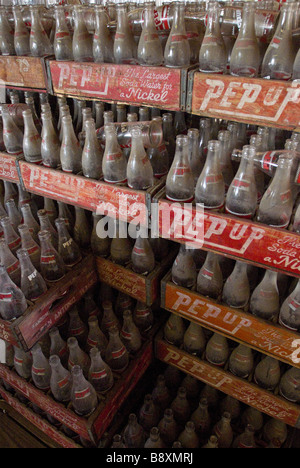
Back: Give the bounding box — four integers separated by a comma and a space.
0, 56, 47, 90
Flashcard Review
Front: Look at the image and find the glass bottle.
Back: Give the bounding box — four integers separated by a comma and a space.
72, 5, 93, 62
0, 238, 21, 287
257, 154, 294, 229
68, 306, 88, 349
144, 427, 165, 449
67, 336, 90, 378
113, 4, 137, 65
17, 248, 47, 302
121, 309, 142, 354
187, 128, 202, 185
195, 140, 225, 211
183, 321, 206, 357
162, 113, 176, 164
13, 345, 32, 380
172, 244, 197, 289
22, 109, 42, 165
38, 230, 66, 282
90, 213, 111, 258
190, 397, 211, 441
21, 204, 40, 244
1, 217, 21, 257
88, 347, 114, 394
202, 435, 218, 448
37, 209, 58, 251
1, 109, 23, 156
60, 115, 82, 174
212, 412, 233, 448
232, 424, 256, 448
71, 365, 98, 416
123, 413, 145, 448
205, 333, 229, 367
49, 355, 72, 403
293, 46, 300, 79
59, 105, 71, 142
29, 5, 53, 57
262, 419, 288, 445
222, 260, 250, 309
261, 2, 297, 80
196, 252, 223, 300
55, 218, 82, 268
139, 394, 160, 432
54, 5, 73, 61
111, 435, 126, 448
133, 301, 154, 333
228, 344, 254, 379
105, 326, 129, 373
158, 408, 180, 446
254, 356, 281, 391
131, 235, 155, 275
230, 3, 260, 78
41, 112, 60, 169
31, 343, 51, 392
0, 6, 15, 55
199, 1, 226, 74
164, 1, 190, 68
43, 198, 57, 228
171, 386, 191, 426
250, 269, 279, 322
166, 135, 194, 202
164, 313, 185, 346
82, 119, 103, 180
17, 184, 37, 218
93, 5, 114, 64
178, 421, 199, 448
110, 220, 132, 266
58, 202, 74, 235
278, 367, 300, 403
0, 264, 27, 321
138, 1, 163, 67
83, 290, 101, 320
279, 279, 300, 331
73, 207, 90, 250
13, 6, 30, 56
102, 124, 127, 185
218, 130, 234, 191
127, 127, 154, 190
49, 326, 68, 369
152, 374, 172, 411
87, 316, 108, 355
5, 199, 22, 233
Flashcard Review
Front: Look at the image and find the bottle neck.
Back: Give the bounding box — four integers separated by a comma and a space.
240, 6, 256, 37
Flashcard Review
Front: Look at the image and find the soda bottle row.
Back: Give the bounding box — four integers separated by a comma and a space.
171, 245, 300, 333
163, 313, 300, 405
109, 361, 291, 448
1, 1, 300, 81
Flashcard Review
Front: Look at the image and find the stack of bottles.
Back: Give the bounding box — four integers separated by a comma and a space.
108, 362, 292, 448
163, 313, 300, 405
1, 1, 300, 81
1, 284, 156, 422
170, 245, 300, 333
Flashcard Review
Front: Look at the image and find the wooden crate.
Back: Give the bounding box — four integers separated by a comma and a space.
0, 153, 19, 183
161, 270, 300, 369
155, 331, 300, 429
0, 255, 98, 351
0, 56, 48, 91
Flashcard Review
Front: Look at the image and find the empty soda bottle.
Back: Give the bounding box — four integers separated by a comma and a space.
202, 435, 218, 448
13, 6, 30, 56
43, 198, 57, 228
60, 115, 82, 174
190, 397, 211, 440
257, 154, 294, 229
222, 260, 250, 309
228, 344, 254, 379
41, 112, 60, 169
195, 140, 225, 211
158, 408, 180, 446
57, 202, 74, 235
178, 421, 199, 449
0, 238, 21, 286
183, 321, 206, 357
83, 290, 101, 320
101, 300, 120, 335
82, 119, 103, 180
152, 374, 172, 410
218, 130, 234, 190
171, 386, 191, 426
279, 279, 300, 331
230, 2, 260, 78
22, 109, 42, 165
205, 333, 229, 367
144, 427, 165, 449
196, 252, 223, 300
111, 435, 126, 448
172, 244, 197, 289
67, 336, 91, 378
114, 3, 137, 65
29, 5, 53, 57
71, 365, 98, 416
73, 207, 91, 250
1, 109, 23, 155
88, 347, 114, 394
166, 135, 194, 202
139, 394, 160, 432
123, 413, 145, 448
131, 235, 155, 275
17, 248, 47, 302
54, 5, 73, 61
0, 7, 15, 55
21, 204, 40, 244
72, 5, 93, 62
279, 367, 300, 403
87, 316, 108, 355
49, 355, 72, 403
31, 343, 51, 392
187, 128, 202, 185
105, 326, 129, 373
261, 2, 297, 80
199, 1, 226, 74
127, 127, 154, 190
92, 5, 114, 63
110, 220, 132, 266
0, 264, 27, 321
138, 1, 163, 67
164, 1, 190, 68
68, 306, 88, 349
37, 209, 58, 251
13, 345, 32, 380
5, 199, 22, 233
121, 309, 142, 354
102, 124, 127, 185
55, 218, 82, 268
90, 213, 111, 258
249, 269, 279, 322
1, 217, 21, 257
212, 412, 233, 448
162, 113, 176, 164
232, 424, 256, 449
262, 418, 288, 445
38, 230, 66, 282
293, 46, 300, 80
133, 301, 154, 333
254, 355, 281, 391
225, 145, 258, 219
147, 118, 169, 178
49, 326, 68, 369
17, 184, 37, 218
58, 105, 71, 142
164, 313, 185, 346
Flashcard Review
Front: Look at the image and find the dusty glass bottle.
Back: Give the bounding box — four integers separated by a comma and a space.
133, 301, 154, 333
101, 300, 120, 334
102, 124, 127, 185
279, 367, 300, 403
68, 306, 88, 350
49, 355, 72, 403
105, 326, 129, 373
178, 421, 199, 448
0, 264, 27, 321
67, 337, 90, 378
22, 109, 42, 165
49, 326, 68, 369
41, 112, 60, 169
131, 235, 155, 275
90, 213, 111, 258
250, 269, 280, 322
93, 5, 114, 64
279, 279, 300, 331
5, 199, 22, 232
139, 394, 160, 432
199, 1, 226, 74
202, 435, 218, 448
228, 344, 254, 379
222, 260, 250, 309
110, 220, 132, 266
158, 408, 180, 446
38, 230, 66, 282
218, 130, 234, 191
232, 424, 256, 448
31, 343, 51, 392
138, 1, 163, 67
1, 109, 23, 156
54, 5, 73, 61
82, 119, 103, 180
164, 313, 185, 347
254, 356, 281, 391
205, 333, 229, 367
88, 347, 114, 394
166, 135, 194, 202
123, 413, 145, 448
0, 6, 15, 56
13, 6, 30, 56
1, 216, 21, 257
72, 5, 93, 62
172, 244, 197, 289
190, 397, 211, 441
21, 204, 40, 244
71, 365, 98, 416
212, 412, 233, 448
144, 427, 165, 449
171, 386, 191, 426
152, 374, 172, 410
0, 238, 21, 286
121, 309, 142, 354
29, 5, 53, 57
73, 206, 90, 250
87, 316, 108, 355
187, 128, 202, 185
114, 4, 137, 65
127, 127, 154, 190
37, 209, 58, 251
13, 345, 32, 380
17, 248, 47, 302
60, 115, 82, 174
183, 321, 206, 357
164, 1, 190, 68
196, 252, 223, 299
